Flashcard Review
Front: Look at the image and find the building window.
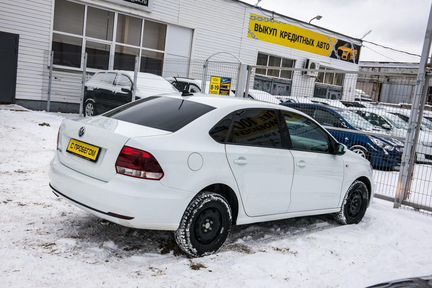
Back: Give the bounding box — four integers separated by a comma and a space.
53, 0, 84, 35
142, 20, 167, 50
52, 33, 82, 68
52, 0, 167, 74
316, 67, 344, 86
86, 7, 114, 41
114, 45, 139, 71
116, 14, 142, 46
255, 52, 295, 80
141, 50, 164, 75
86, 41, 110, 70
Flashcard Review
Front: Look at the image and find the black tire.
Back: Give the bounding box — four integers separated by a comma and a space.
84, 99, 96, 117
335, 180, 369, 225
175, 192, 232, 257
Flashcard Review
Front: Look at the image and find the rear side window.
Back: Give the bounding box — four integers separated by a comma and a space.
313, 109, 342, 127
227, 109, 283, 149
105, 97, 215, 132
209, 114, 233, 143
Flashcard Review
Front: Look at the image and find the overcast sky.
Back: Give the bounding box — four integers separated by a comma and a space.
242, 0, 432, 62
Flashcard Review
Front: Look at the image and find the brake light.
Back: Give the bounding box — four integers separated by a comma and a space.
115, 146, 164, 180
56, 128, 61, 151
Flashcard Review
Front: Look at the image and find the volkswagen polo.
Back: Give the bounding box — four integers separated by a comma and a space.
49, 95, 373, 257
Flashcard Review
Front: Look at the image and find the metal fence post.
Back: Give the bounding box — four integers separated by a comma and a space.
394, 3, 432, 208
244, 65, 252, 98
46, 51, 54, 112
132, 55, 139, 102
235, 63, 248, 98
201, 60, 209, 93
79, 52, 88, 116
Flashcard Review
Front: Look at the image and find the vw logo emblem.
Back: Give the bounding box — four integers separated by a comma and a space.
78, 127, 85, 137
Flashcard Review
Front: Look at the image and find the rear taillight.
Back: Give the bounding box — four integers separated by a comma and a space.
56, 128, 61, 151
115, 146, 164, 180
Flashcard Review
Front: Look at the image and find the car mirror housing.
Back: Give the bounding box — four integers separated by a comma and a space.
382, 123, 392, 130
336, 143, 346, 155
121, 87, 131, 93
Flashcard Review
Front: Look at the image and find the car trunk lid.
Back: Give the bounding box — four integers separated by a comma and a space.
57, 116, 170, 182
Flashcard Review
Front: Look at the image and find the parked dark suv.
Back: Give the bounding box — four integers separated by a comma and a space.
84, 70, 178, 116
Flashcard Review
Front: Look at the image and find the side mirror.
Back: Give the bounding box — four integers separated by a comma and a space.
181, 85, 194, 97
335, 143, 346, 155
121, 87, 131, 93
382, 123, 392, 130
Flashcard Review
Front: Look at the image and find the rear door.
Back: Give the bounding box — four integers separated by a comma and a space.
225, 108, 294, 217
113, 73, 133, 106
281, 111, 344, 212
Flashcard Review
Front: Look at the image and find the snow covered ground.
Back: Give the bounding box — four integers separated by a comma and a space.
1, 108, 432, 288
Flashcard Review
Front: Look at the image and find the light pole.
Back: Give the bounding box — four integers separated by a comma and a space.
308, 15, 323, 24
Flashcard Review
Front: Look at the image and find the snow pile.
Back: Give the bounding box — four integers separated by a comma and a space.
1, 109, 432, 288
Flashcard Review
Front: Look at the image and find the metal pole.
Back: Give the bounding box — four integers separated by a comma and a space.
201, 60, 209, 93
132, 55, 139, 102
235, 64, 248, 98
244, 65, 252, 98
79, 52, 87, 116
394, 3, 432, 208
46, 51, 54, 112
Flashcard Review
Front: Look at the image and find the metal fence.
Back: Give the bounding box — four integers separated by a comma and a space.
41, 50, 432, 214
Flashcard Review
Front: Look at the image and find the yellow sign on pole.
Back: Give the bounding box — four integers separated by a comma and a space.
210, 76, 232, 95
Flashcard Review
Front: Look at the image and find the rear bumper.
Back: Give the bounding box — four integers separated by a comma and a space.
416, 145, 432, 164
48, 156, 195, 231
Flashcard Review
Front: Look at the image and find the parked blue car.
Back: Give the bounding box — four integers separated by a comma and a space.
281, 103, 403, 170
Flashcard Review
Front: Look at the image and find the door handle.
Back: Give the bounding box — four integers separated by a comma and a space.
233, 157, 248, 165
296, 160, 306, 168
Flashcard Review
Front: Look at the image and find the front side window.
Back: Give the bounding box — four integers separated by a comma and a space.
228, 109, 282, 149
100, 73, 116, 85
282, 111, 331, 153
115, 74, 132, 88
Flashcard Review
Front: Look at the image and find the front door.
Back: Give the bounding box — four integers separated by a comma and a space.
0, 31, 19, 104
113, 73, 133, 107
225, 109, 294, 217
281, 111, 344, 212
97, 72, 117, 113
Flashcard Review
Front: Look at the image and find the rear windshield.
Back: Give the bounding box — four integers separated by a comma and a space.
104, 96, 215, 132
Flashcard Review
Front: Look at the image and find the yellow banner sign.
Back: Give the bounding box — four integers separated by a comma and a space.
248, 14, 360, 63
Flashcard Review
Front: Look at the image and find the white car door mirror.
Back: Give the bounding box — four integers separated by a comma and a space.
336, 143, 346, 155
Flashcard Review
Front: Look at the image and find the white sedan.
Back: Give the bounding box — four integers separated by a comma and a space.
49, 95, 373, 257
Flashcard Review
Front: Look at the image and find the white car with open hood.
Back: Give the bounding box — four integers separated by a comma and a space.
49, 94, 373, 257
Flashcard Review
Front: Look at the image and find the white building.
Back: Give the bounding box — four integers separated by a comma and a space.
0, 0, 362, 112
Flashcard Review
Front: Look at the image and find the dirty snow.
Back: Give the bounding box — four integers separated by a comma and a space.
1, 108, 432, 288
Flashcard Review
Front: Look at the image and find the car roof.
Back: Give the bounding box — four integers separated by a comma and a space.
182, 94, 308, 116
285, 101, 345, 112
